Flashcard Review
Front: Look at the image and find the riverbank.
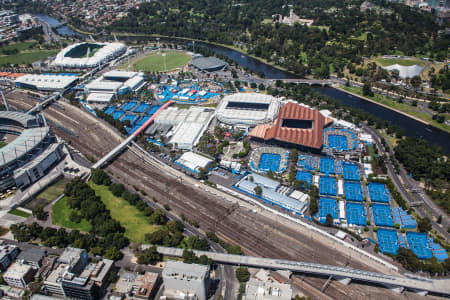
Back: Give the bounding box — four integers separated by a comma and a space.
336, 85, 450, 134
111, 32, 291, 74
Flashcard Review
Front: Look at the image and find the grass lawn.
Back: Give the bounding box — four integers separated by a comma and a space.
0, 227, 9, 236
0, 41, 39, 53
133, 51, 191, 72
25, 177, 69, 211
0, 50, 58, 66
372, 57, 426, 67
341, 85, 450, 133
0, 142, 7, 148
8, 208, 31, 218
51, 197, 92, 232
89, 182, 159, 244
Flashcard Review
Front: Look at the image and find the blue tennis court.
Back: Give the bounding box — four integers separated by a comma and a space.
134, 103, 150, 113
344, 182, 363, 201
104, 107, 115, 115
346, 202, 366, 226
328, 135, 348, 151
372, 204, 394, 227
377, 229, 399, 255
406, 232, 432, 259
121, 114, 139, 125
391, 207, 417, 229
369, 183, 391, 203
343, 163, 359, 181
319, 198, 338, 219
320, 176, 336, 196
122, 101, 137, 111
148, 105, 161, 115
112, 110, 124, 120
296, 171, 312, 186
320, 157, 335, 174
297, 155, 319, 170
334, 160, 343, 175
258, 153, 281, 172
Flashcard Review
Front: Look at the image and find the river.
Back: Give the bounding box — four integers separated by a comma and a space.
117, 35, 449, 152
34, 14, 80, 37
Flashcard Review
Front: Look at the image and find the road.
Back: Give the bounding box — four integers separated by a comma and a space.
363, 125, 449, 241
5, 90, 437, 299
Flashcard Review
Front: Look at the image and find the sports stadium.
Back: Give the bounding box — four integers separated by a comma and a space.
249, 102, 333, 152
323, 127, 360, 157
53, 42, 126, 68
216, 93, 281, 128
249, 146, 289, 174
0, 111, 63, 191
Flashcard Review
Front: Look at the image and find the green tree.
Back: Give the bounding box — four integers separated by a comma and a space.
363, 82, 374, 97
104, 247, 122, 260
254, 186, 262, 196
235, 266, 250, 282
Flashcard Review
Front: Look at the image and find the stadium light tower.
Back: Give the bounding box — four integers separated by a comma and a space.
163, 52, 167, 72
0, 88, 9, 111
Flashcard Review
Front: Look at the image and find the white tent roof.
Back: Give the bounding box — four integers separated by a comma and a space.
383, 64, 423, 79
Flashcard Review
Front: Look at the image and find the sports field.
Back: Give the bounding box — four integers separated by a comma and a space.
0, 50, 58, 66
89, 182, 159, 243
133, 51, 191, 72
51, 197, 92, 232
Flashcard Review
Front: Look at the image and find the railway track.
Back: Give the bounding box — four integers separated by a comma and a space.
4, 92, 432, 300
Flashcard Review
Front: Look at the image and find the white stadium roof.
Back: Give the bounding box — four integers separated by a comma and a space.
53, 42, 126, 68
86, 93, 114, 103
216, 93, 281, 127
176, 152, 212, 172
382, 64, 423, 79
15, 74, 79, 91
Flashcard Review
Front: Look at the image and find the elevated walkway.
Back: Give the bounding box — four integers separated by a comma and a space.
91, 101, 172, 169
157, 246, 450, 296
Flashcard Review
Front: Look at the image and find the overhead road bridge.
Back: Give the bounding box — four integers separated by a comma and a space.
280, 79, 333, 86
157, 246, 450, 296
92, 101, 172, 169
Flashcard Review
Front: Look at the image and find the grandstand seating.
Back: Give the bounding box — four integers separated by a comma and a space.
344, 182, 363, 201
406, 232, 433, 259
372, 204, 394, 227
320, 176, 337, 196
368, 183, 391, 203
346, 202, 366, 226
319, 197, 338, 220
320, 157, 335, 174
323, 127, 358, 152
249, 147, 288, 174
377, 229, 399, 255
343, 163, 359, 181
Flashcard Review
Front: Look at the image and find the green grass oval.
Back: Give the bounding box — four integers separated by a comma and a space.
133, 51, 191, 72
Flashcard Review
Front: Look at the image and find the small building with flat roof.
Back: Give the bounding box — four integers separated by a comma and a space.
115, 271, 160, 300
17, 247, 45, 269
3, 262, 36, 288
162, 261, 210, 300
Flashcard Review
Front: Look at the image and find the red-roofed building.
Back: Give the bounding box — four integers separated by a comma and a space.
249, 102, 333, 152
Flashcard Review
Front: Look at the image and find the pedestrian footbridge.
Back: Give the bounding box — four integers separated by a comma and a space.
157, 246, 450, 296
